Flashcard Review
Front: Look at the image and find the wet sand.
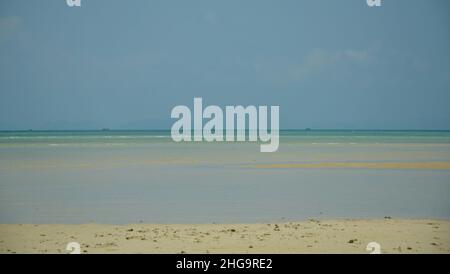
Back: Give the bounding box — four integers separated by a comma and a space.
1, 219, 449, 254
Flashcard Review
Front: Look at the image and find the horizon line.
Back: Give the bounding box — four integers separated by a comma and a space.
1, 128, 450, 132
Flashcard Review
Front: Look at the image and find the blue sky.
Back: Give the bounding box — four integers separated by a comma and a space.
0, 0, 449, 130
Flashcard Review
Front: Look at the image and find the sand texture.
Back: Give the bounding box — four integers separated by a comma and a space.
1, 219, 449, 254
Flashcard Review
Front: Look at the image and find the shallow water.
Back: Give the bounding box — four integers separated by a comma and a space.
0, 130, 449, 224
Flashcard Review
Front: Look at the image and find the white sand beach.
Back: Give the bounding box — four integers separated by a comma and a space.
1, 219, 449, 254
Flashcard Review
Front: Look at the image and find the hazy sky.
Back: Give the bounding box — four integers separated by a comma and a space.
0, 0, 449, 130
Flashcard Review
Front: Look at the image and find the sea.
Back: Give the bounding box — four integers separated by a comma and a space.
0, 130, 449, 224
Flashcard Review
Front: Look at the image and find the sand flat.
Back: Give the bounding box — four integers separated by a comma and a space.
248, 161, 450, 170
1, 219, 449, 254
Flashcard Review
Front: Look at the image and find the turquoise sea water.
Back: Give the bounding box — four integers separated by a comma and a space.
1, 130, 450, 144
0, 130, 449, 224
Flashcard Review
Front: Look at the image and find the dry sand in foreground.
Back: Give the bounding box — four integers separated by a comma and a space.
1, 219, 449, 254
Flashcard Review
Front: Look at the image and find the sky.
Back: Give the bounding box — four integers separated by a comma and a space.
0, 0, 449, 130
